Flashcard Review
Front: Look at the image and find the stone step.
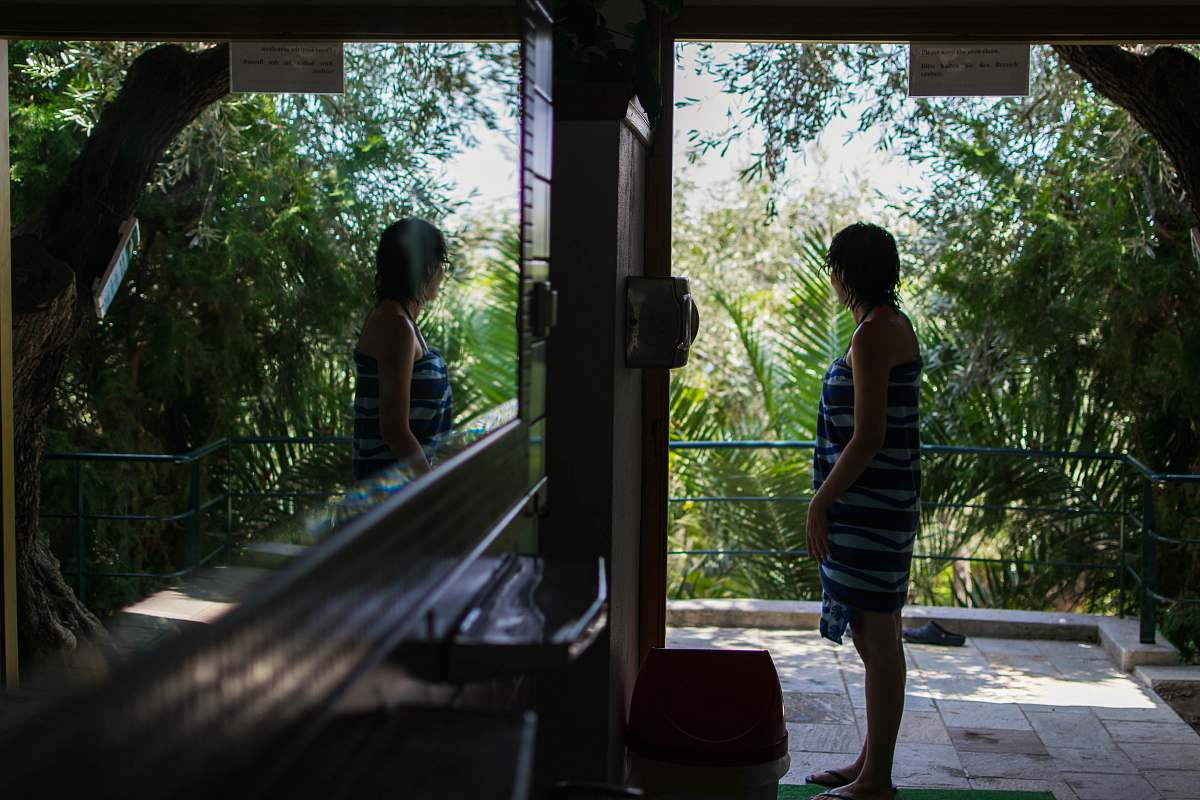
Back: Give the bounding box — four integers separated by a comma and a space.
105, 565, 272, 657
233, 541, 310, 569
1096, 616, 1180, 672
666, 599, 1180, 670
1135, 665, 1200, 724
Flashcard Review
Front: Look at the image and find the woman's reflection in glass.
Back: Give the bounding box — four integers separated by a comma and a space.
352, 219, 453, 481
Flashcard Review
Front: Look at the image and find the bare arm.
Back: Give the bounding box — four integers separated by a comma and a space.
806, 320, 892, 562
374, 315, 432, 474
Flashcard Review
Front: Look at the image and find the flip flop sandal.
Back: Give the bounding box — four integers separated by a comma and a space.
902, 620, 966, 646
806, 769, 853, 788
812, 787, 899, 800
806, 772, 899, 792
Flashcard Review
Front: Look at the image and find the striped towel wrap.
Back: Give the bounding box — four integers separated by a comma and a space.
352, 348, 454, 481
814, 349, 922, 642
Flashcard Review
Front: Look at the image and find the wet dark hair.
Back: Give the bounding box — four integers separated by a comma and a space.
374, 218, 449, 305
824, 222, 901, 311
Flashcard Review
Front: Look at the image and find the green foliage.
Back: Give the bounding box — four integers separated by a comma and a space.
670, 44, 1200, 614
1163, 604, 1200, 664
423, 231, 521, 422
683, 42, 908, 186
907, 49, 1200, 613
668, 181, 857, 601
15, 40, 520, 615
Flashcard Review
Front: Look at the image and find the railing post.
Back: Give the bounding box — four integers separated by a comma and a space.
1140, 478, 1158, 644
186, 459, 201, 569
75, 462, 86, 606
224, 491, 233, 560
221, 440, 233, 560
1118, 476, 1127, 618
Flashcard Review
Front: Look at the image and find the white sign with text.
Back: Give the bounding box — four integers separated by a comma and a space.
230, 42, 344, 94
94, 217, 139, 319
908, 43, 1030, 97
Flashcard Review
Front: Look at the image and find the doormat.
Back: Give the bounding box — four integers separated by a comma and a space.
780, 787, 1054, 800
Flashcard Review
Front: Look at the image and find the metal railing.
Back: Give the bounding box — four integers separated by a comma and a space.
668, 440, 1200, 644
42, 436, 350, 605
40, 406, 515, 606
43, 436, 1200, 644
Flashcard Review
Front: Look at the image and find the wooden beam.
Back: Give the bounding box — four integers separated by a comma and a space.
0, 4, 519, 41
673, 5, 1200, 42
638, 19, 673, 665
0, 38, 18, 689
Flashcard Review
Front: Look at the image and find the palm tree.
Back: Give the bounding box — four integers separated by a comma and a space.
670, 225, 1133, 615
669, 228, 851, 600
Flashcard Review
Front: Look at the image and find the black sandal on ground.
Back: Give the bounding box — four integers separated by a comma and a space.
901, 620, 966, 646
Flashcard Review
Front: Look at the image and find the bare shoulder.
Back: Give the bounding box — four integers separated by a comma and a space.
357, 305, 417, 362
851, 309, 920, 368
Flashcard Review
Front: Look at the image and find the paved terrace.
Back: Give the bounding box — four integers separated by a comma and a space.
80, 563, 1200, 800
667, 625, 1200, 800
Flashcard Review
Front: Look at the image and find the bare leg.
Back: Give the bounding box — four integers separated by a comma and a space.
828, 610, 903, 799
805, 632, 865, 785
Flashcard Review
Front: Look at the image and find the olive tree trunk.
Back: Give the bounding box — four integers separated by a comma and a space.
13, 43, 229, 668
1053, 44, 1200, 225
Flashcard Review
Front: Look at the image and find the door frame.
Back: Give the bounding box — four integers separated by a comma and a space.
1, 39, 16, 689
638, 2, 1200, 660
673, 3, 1200, 42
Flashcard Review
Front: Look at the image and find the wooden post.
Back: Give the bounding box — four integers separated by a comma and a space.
1, 38, 20, 689
540, 89, 649, 785
638, 19, 674, 665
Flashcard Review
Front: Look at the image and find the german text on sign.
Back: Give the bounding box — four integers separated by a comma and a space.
908, 43, 1030, 98
230, 42, 345, 94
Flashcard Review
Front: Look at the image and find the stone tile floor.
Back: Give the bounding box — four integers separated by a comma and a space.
667, 626, 1200, 800
105, 565, 268, 654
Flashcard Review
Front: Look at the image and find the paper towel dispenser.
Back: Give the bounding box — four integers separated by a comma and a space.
625, 276, 701, 369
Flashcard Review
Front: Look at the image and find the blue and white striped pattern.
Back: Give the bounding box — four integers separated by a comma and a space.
352, 349, 453, 481
814, 354, 922, 615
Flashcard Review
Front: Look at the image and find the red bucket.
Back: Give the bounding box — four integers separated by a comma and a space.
626, 648, 788, 767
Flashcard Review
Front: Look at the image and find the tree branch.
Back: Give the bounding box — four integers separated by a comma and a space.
12, 42, 230, 666
1053, 44, 1200, 224
31, 43, 230, 288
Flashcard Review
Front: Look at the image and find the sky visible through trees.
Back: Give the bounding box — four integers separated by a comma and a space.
673, 43, 923, 216
460, 42, 926, 216
443, 70, 518, 224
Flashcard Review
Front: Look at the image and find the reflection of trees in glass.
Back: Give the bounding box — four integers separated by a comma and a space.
425, 232, 520, 425
670, 47, 1200, 631
11, 40, 518, 658
298, 234, 522, 544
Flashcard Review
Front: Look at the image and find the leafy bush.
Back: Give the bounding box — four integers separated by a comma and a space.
668, 43, 1200, 614
15, 40, 520, 617
1163, 604, 1200, 664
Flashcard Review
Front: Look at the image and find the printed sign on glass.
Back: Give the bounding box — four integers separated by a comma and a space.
909, 43, 1031, 97
230, 42, 345, 94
